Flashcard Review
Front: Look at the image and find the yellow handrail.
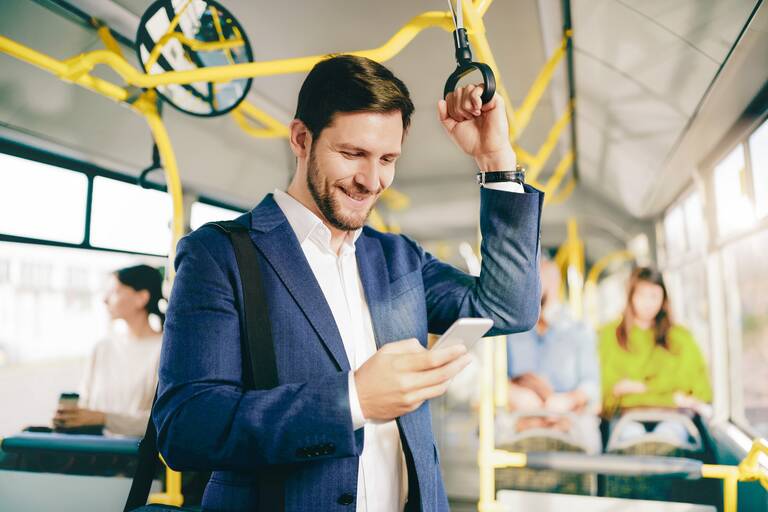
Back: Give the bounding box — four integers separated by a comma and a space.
149, 454, 184, 507
583, 249, 634, 328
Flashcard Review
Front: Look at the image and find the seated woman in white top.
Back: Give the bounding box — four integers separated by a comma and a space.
53, 264, 164, 437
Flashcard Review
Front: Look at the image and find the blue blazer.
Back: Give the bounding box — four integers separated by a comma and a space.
154, 186, 542, 511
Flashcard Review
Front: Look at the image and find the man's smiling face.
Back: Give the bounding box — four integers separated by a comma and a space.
305, 110, 403, 231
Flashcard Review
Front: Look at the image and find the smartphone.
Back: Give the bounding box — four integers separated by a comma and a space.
430, 317, 493, 351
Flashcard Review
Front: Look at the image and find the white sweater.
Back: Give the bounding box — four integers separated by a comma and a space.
78, 332, 162, 436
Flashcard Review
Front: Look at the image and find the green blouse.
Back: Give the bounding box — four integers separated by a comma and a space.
598, 320, 712, 412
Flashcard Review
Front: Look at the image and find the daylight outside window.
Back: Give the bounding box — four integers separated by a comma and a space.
749, 119, 768, 219
190, 201, 242, 231
714, 145, 754, 238
0, 153, 87, 244
89, 177, 172, 255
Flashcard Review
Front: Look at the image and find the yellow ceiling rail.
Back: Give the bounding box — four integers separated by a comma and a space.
232, 101, 290, 138
473, 0, 496, 18
541, 149, 573, 204
547, 175, 576, 205
94, 21, 124, 58
49, 11, 454, 89
0, 35, 129, 102
510, 37, 567, 140
145, 32, 245, 72
583, 249, 634, 327
523, 104, 572, 183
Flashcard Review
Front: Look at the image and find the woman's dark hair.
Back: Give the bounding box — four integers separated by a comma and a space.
616, 266, 672, 351
294, 54, 414, 140
115, 264, 165, 328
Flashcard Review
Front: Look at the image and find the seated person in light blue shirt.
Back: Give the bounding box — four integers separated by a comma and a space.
506, 259, 601, 452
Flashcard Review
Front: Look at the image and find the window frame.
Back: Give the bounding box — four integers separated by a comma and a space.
697, 107, 768, 434
0, 138, 245, 256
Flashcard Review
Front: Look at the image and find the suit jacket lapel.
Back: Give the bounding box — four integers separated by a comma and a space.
356, 231, 392, 349
247, 195, 351, 372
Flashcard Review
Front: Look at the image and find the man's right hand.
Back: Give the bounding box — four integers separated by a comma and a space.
354, 338, 471, 422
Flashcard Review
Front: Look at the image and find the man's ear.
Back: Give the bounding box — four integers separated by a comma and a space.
289, 119, 311, 158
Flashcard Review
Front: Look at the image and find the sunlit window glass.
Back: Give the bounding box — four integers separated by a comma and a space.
749, 120, 768, 219
0, 153, 87, 243
722, 230, 768, 436
677, 262, 711, 363
683, 192, 707, 251
714, 145, 754, 237
190, 201, 242, 231
664, 205, 686, 258
90, 177, 171, 255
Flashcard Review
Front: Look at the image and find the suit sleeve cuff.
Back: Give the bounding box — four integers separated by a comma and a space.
348, 371, 367, 430
482, 181, 524, 193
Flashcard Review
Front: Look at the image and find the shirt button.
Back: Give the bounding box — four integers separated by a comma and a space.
337, 493, 355, 505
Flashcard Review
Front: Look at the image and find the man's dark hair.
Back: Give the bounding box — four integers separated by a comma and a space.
294, 55, 414, 140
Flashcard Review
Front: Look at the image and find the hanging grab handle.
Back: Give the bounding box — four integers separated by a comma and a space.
443, 12, 496, 103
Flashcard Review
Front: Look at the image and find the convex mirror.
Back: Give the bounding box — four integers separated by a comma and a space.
136, 0, 253, 116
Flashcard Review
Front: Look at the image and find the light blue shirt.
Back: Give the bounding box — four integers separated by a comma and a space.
507, 304, 600, 407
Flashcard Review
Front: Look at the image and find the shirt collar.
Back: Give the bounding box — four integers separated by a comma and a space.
273, 189, 362, 253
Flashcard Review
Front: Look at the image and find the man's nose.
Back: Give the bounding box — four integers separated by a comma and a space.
354, 159, 382, 193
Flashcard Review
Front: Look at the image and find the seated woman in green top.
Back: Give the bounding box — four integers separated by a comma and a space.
599, 267, 712, 442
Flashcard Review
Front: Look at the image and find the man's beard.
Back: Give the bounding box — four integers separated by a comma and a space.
306, 147, 379, 231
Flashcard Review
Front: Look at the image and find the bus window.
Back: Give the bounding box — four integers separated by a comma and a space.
0, 153, 87, 244
749, 119, 768, 219
663, 204, 687, 258
190, 201, 242, 231
90, 177, 172, 255
714, 144, 754, 237
682, 192, 707, 253
722, 229, 768, 437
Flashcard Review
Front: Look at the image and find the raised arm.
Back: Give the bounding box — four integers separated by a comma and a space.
413, 185, 542, 337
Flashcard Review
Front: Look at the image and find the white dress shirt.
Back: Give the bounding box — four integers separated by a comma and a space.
273, 189, 406, 512
273, 181, 522, 511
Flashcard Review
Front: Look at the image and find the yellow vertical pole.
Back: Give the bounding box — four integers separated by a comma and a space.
134, 92, 186, 277
134, 92, 185, 507
723, 474, 738, 512
565, 218, 584, 319
493, 336, 507, 408
478, 338, 500, 512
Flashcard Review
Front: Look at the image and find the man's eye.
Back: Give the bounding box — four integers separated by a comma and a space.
342, 151, 362, 158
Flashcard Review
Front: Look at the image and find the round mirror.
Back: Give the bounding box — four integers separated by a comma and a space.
136, 0, 253, 117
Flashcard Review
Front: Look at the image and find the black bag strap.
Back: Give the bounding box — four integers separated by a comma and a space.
125, 218, 282, 511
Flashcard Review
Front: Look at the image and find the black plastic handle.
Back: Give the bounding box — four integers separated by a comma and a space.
443, 61, 496, 104
443, 28, 496, 104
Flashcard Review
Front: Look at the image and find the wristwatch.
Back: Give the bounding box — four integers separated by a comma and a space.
476, 166, 525, 186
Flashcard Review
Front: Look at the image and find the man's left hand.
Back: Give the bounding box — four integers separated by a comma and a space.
438, 84, 516, 171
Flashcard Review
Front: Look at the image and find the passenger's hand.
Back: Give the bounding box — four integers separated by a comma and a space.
507, 383, 544, 411
354, 338, 472, 422
544, 393, 575, 413
53, 408, 106, 428
438, 85, 516, 172
512, 372, 554, 400
613, 379, 647, 397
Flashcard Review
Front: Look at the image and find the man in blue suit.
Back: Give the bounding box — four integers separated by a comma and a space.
155, 55, 542, 511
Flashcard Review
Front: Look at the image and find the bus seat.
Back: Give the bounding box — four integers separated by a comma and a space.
603, 410, 717, 505
606, 410, 703, 453
495, 411, 597, 495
